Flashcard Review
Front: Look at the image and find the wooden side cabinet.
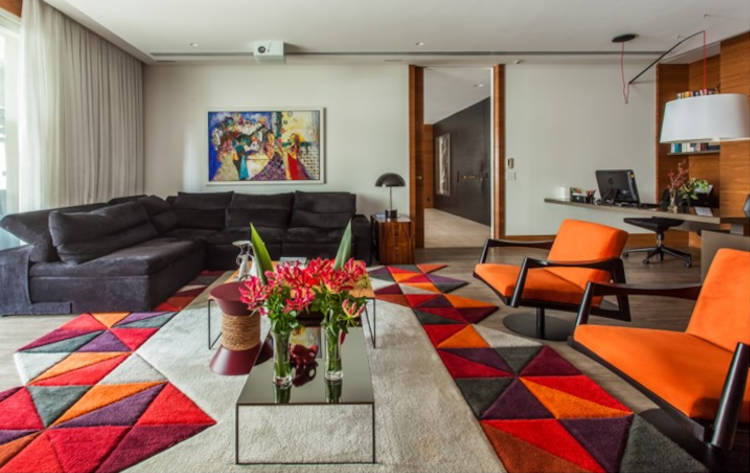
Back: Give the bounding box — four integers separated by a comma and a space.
371, 216, 415, 265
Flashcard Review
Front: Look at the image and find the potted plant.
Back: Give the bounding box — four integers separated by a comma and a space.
666, 160, 689, 212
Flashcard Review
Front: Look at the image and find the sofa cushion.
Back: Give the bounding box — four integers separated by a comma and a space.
0, 203, 106, 262
284, 226, 344, 244
207, 226, 285, 246
172, 191, 233, 230
49, 201, 158, 264
574, 324, 750, 422
138, 195, 178, 234
30, 237, 201, 277
289, 191, 355, 230
163, 228, 218, 242
226, 193, 293, 228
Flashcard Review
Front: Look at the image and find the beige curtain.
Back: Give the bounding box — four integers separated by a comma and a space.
19, 0, 143, 210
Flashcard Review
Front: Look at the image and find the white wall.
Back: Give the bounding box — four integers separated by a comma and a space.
505, 63, 656, 235
143, 64, 409, 217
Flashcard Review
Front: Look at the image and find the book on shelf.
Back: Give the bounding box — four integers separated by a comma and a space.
670, 142, 720, 154
675, 88, 718, 99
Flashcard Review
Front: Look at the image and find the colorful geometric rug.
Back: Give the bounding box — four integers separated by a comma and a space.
370, 263, 468, 294
370, 265, 706, 473
0, 271, 221, 473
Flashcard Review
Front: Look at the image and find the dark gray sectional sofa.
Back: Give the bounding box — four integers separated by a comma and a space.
0, 191, 371, 315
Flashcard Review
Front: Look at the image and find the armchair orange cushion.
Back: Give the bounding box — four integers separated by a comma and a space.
574, 325, 750, 422
573, 249, 750, 422
475, 219, 627, 307
474, 264, 588, 305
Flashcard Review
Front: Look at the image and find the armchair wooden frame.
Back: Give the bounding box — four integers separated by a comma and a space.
474, 238, 631, 340
571, 280, 750, 451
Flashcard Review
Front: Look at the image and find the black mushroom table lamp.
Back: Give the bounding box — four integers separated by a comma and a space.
375, 173, 405, 220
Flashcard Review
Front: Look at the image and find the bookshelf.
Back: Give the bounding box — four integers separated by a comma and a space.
654, 32, 750, 248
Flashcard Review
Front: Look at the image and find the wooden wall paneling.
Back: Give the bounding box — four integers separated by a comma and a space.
655, 64, 689, 197
687, 55, 720, 92
492, 65, 505, 238
0, 0, 21, 16
408, 65, 425, 249
719, 33, 750, 217
422, 124, 434, 209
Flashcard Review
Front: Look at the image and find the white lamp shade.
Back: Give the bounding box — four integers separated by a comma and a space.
660, 93, 750, 143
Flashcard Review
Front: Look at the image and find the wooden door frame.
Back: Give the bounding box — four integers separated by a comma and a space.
409, 64, 505, 246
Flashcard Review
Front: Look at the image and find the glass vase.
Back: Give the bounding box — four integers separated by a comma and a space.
323, 323, 343, 381
325, 379, 342, 404
668, 189, 679, 213
271, 330, 292, 387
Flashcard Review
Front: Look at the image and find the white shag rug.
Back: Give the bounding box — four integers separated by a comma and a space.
127, 276, 518, 473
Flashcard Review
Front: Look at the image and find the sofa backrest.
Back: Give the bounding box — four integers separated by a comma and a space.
49, 201, 158, 264
226, 193, 294, 229
0, 202, 107, 262
137, 195, 178, 234
289, 191, 355, 230
546, 219, 628, 290
171, 191, 233, 230
687, 248, 750, 351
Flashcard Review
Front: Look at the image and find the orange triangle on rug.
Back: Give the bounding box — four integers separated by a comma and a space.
437, 325, 489, 349
523, 375, 631, 412
521, 378, 631, 419
52, 382, 163, 426
31, 354, 128, 387
90, 313, 130, 328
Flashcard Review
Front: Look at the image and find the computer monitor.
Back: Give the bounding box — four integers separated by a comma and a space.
595, 169, 640, 205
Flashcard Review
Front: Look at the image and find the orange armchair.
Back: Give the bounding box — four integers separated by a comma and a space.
572, 248, 750, 450
474, 219, 630, 340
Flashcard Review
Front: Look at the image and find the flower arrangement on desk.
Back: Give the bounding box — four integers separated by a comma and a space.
239, 221, 367, 386
666, 160, 709, 213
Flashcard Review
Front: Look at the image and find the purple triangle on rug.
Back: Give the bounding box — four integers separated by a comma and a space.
0, 429, 36, 445
77, 331, 131, 352
561, 415, 634, 473
374, 284, 403, 295
56, 383, 166, 428
520, 346, 581, 376
368, 267, 394, 282
458, 307, 497, 324
440, 348, 513, 373
481, 379, 553, 420
115, 312, 171, 327
416, 295, 452, 308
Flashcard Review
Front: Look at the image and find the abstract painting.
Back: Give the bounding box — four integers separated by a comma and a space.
436, 133, 451, 196
208, 109, 324, 183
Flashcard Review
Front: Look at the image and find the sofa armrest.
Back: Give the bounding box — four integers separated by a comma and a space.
712, 342, 750, 449
575, 281, 701, 326
351, 215, 372, 265
0, 245, 33, 313
479, 238, 554, 263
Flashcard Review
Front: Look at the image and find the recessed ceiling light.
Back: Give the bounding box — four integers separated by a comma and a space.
415, 41, 425, 46
189, 42, 199, 47
474, 83, 485, 88
513, 59, 523, 65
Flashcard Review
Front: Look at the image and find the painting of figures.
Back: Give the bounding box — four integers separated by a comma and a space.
208, 109, 324, 183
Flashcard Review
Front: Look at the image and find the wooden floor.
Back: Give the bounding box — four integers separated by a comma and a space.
424, 208, 491, 248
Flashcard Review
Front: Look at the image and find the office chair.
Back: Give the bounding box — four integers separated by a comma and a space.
623, 190, 692, 267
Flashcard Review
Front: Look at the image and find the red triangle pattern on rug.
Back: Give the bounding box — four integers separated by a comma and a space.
1, 271, 219, 473
367, 264, 647, 473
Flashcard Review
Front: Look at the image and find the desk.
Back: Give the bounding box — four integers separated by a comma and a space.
544, 198, 750, 236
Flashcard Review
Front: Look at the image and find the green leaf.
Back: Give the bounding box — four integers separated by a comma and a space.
333, 220, 353, 270
250, 223, 274, 284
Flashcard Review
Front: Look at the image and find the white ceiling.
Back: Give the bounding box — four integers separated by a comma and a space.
46, 0, 750, 65
424, 68, 491, 124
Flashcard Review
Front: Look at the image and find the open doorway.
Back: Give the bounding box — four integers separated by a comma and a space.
423, 67, 493, 248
